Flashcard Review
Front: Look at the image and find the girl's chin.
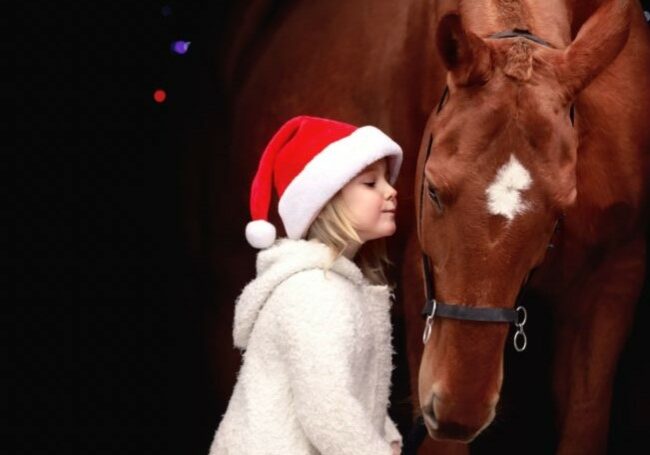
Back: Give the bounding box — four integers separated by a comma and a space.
359, 223, 397, 241
377, 224, 397, 238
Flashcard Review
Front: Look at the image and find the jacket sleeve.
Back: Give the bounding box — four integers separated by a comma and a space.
274, 271, 393, 455
384, 414, 402, 446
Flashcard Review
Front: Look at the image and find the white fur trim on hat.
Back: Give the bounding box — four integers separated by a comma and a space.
277, 125, 402, 240
245, 219, 277, 249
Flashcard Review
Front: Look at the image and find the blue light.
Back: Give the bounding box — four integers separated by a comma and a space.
171, 40, 191, 55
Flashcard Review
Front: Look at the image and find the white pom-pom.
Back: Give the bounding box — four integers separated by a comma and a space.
245, 220, 277, 249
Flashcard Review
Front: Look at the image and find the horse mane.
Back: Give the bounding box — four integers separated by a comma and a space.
492, 0, 534, 30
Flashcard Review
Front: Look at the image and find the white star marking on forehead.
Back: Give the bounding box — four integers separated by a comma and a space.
485, 154, 532, 221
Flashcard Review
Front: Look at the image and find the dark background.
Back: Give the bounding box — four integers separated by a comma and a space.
70, 1, 650, 454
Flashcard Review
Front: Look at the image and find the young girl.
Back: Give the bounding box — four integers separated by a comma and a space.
209, 115, 403, 455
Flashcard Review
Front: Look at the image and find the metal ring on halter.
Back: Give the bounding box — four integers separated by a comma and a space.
513, 306, 528, 352
422, 300, 437, 344
513, 329, 527, 352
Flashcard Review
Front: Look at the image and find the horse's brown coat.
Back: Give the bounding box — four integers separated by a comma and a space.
413, 0, 649, 452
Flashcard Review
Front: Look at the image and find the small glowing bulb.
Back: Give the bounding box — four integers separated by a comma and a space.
171, 40, 191, 55
153, 89, 167, 103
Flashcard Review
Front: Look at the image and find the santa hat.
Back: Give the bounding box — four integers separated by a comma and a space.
245, 115, 403, 249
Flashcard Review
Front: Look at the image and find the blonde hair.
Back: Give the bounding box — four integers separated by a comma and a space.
306, 191, 395, 288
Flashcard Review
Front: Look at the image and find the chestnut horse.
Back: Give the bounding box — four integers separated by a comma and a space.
202, 0, 649, 453
407, 0, 650, 453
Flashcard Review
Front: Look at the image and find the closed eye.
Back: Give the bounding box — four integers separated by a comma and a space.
363, 182, 376, 187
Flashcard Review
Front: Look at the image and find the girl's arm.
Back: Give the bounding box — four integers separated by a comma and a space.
275, 271, 393, 455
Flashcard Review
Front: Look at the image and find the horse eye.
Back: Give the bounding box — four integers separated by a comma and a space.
428, 186, 443, 212
569, 104, 575, 126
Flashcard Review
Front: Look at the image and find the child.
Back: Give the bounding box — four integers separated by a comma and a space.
209, 115, 403, 455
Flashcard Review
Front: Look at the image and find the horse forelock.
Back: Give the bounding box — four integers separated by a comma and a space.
460, 1, 562, 83
502, 39, 534, 81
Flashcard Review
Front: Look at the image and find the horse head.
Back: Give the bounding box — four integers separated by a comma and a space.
415, 0, 632, 442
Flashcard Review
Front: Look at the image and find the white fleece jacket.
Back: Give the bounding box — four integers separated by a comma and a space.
209, 237, 402, 454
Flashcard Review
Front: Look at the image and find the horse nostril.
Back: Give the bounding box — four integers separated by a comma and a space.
421, 401, 438, 430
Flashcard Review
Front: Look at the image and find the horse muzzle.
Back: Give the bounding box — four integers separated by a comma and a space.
421, 394, 496, 443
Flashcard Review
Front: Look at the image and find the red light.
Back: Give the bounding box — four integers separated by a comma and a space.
153, 89, 167, 103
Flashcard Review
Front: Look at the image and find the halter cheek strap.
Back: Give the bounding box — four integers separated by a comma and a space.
416, 28, 560, 353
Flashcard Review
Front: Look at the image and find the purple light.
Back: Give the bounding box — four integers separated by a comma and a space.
171, 40, 191, 55
161, 5, 172, 17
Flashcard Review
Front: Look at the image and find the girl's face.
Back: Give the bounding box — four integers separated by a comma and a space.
340, 158, 398, 242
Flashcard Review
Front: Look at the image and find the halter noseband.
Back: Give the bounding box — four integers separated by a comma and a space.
420, 248, 530, 352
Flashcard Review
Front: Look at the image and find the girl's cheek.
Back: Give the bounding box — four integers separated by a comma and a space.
375, 198, 385, 218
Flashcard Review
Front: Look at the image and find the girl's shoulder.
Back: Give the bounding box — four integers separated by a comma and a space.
266, 267, 359, 317
274, 267, 357, 300
267, 268, 360, 340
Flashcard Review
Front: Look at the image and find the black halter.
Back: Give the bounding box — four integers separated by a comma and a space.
417, 28, 560, 353
405, 28, 563, 454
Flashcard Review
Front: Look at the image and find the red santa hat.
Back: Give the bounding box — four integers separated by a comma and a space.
245, 115, 403, 249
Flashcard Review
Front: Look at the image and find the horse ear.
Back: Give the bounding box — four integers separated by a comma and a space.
558, 0, 632, 99
436, 13, 493, 86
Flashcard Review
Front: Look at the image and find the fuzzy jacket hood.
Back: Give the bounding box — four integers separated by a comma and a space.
233, 237, 380, 349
